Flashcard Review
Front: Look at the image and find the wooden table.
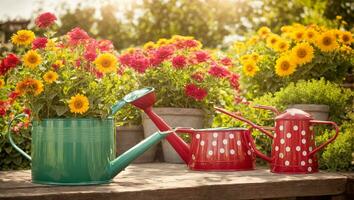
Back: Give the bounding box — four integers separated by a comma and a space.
0, 163, 352, 200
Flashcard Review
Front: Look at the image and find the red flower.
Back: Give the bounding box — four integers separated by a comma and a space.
220, 57, 233, 66
98, 40, 114, 52
8, 91, 20, 100
154, 46, 174, 61
35, 12, 57, 28
194, 51, 209, 63
185, 83, 207, 101
172, 55, 187, 69
32, 37, 48, 49
67, 27, 90, 46
229, 73, 240, 90
208, 63, 230, 78
130, 55, 150, 73
0, 100, 10, 117
0, 54, 20, 75
191, 72, 204, 82
84, 50, 97, 61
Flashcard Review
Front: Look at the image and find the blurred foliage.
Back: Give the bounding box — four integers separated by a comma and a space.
52, 0, 353, 50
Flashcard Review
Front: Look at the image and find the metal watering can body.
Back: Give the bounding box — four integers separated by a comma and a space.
216, 106, 339, 174
8, 116, 172, 185
174, 127, 256, 171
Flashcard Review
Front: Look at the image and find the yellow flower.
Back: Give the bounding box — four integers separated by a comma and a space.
171, 35, 193, 42
339, 31, 353, 45
280, 25, 293, 33
305, 29, 318, 43
257, 26, 271, 37
94, 53, 117, 74
0, 79, 5, 88
247, 36, 259, 45
275, 40, 290, 52
315, 31, 338, 52
43, 71, 58, 84
291, 42, 314, 65
11, 30, 35, 46
250, 53, 261, 63
239, 55, 251, 64
275, 56, 297, 76
292, 29, 305, 42
143, 41, 156, 50
157, 38, 168, 46
266, 34, 280, 49
23, 50, 42, 69
242, 61, 259, 77
45, 39, 58, 51
15, 78, 44, 96
53, 60, 64, 68
69, 94, 89, 114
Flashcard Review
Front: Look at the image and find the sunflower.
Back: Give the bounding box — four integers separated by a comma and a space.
339, 31, 353, 45
68, 94, 90, 114
305, 29, 318, 43
250, 53, 261, 63
15, 78, 44, 96
53, 60, 64, 68
266, 34, 280, 49
242, 61, 259, 77
23, 50, 42, 68
11, 30, 35, 46
292, 30, 305, 42
257, 26, 271, 37
275, 56, 297, 76
43, 71, 58, 84
0, 79, 5, 89
291, 42, 314, 65
143, 41, 156, 50
94, 53, 117, 74
275, 40, 289, 52
239, 55, 251, 64
315, 31, 338, 52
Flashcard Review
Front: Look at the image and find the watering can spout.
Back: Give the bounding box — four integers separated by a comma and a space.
108, 129, 175, 178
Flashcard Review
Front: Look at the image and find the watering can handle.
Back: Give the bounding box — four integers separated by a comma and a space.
8, 113, 31, 161
214, 107, 274, 139
308, 120, 339, 157
174, 127, 195, 134
253, 105, 280, 115
110, 99, 127, 116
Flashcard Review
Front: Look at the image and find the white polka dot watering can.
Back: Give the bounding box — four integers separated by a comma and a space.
215, 106, 339, 174
112, 88, 271, 171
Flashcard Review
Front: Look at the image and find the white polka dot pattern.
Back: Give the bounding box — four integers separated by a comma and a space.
230, 149, 235, 155
285, 160, 290, 166
213, 133, 218, 138
302, 139, 306, 144
237, 140, 241, 146
279, 125, 284, 131
301, 161, 306, 166
293, 125, 299, 131
200, 141, 205, 146
196, 134, 200, 139
301, 130, 306, 136
275, 146, 279, 151
229, 134, 234, 139
285, 146, 291, 152
220, 148, 225, 154
208, 150, 213, 156
296, 146, 301, 151
222, 139, 228, 145
286, 133, 291, 138
302, 151, 307, 156
212, 141, 217, 146
280, 139, 285, 144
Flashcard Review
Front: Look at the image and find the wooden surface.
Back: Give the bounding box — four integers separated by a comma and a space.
0, 163, 350, 200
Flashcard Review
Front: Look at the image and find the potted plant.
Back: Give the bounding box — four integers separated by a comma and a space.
118, 36, 240, 163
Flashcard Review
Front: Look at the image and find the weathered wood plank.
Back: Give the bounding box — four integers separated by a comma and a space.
0, 164, 349, 200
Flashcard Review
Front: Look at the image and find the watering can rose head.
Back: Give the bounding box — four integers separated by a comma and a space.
117, 35, 241, 111
2, 12, 139, 120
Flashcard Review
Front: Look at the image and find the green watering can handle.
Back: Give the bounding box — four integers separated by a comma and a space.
110, 99, 127, 116
8, 113, 31, 161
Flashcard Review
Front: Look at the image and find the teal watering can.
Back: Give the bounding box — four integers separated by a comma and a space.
8, 99, 174, 185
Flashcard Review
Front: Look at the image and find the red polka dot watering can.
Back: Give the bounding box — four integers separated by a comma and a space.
112, 88, 271, 171
215, 105, 339, 174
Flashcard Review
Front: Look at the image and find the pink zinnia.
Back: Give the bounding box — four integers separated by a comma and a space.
208, 63, 230, 78
35, 12, 57, 28
220, 57, 233, 66
154, 46, 174, 61
185, 83, 207, 101
172, 55, 187, 69
32, 37, 48, 49
67, 27, 90, 46
191, 72, 204, 82
0, 54, 20, 75
130, 55, 150, 73
195, 51, 210, 63
98, 40, 114, 52
229, 73, 240, 90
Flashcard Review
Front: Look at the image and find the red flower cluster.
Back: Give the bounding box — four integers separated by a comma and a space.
184, 83, 207, 101
229, 73, 240, 90
67, 27, 90, 46
208, 63, 230, 78
194, 51, 210, 63
172, 55, 187, 69
0, 100, 10, 116
35, 12, 57, 28
175, 39, 200, 49
191, 72, 204, 82
32, 37, 48, 49
220, 57, 233, 66
0, 54, 20, 75
119, 51, 150, 73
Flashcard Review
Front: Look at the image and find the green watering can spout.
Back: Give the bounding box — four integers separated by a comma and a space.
107, 129, 175, 178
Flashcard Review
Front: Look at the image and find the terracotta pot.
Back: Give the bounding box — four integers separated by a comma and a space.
288, 104, 330, 121
142, 107, 205, 163
116, 125, 155, 163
